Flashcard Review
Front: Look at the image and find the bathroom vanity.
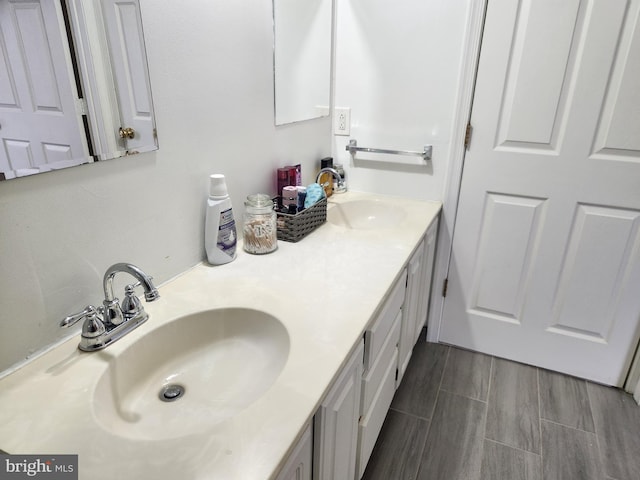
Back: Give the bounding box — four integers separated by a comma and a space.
0, 191, 441, 480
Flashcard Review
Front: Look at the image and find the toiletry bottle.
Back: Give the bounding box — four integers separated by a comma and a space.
319, 157, 334, 197
282, 185, 298, 209
205, 174, 237, 265
288, 166, 298, 187
277, 167, 289, 197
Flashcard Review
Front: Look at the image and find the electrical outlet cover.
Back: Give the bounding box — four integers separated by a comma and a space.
334, 107, 351, 136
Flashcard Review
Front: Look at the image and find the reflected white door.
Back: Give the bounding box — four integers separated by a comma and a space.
0, 0, 87, 176
441, 0, 640, 386
101, 0, 155, 152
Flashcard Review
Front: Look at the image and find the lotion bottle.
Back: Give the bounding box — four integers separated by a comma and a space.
205, 174, 237, 265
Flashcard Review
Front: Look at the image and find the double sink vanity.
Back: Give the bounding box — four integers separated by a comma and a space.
0, 191, 441, 480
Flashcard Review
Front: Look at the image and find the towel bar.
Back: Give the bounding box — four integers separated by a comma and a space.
345, 139, 432, 161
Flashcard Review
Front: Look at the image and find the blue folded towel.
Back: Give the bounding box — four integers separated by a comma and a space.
304, 183, 326, 208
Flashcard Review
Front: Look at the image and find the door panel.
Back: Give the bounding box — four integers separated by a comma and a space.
0, 0, 88, 175
469, 193, 546, 322
441, 0, 640, 386
592, 5, 640, 160
14, 3, 64, 112
549, 204, 640, 341
102, 0, 155, 152
497, 0, 581, 147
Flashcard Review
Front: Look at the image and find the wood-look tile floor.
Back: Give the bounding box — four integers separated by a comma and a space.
363, 338, 640, 480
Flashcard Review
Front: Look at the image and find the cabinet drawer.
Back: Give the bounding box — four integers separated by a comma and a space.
357, 347, 399, 478
363, 269, 406, 373
361, 311, 401, 415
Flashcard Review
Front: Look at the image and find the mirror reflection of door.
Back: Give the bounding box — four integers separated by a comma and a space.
101, 0, 156, 153
0, 0, 90, 179
0, 0, 158, 181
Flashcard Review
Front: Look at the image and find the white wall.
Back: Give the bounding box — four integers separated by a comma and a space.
0, 0, 476, 375
332, 0, 471, 200
0, 0, 331, 374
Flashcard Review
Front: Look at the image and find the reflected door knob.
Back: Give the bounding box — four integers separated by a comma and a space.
119, 127, 136, 139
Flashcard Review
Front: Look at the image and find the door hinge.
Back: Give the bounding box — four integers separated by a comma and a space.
76, 97, 88, 116
464, 123, 473, 150
442, 278, 448, 297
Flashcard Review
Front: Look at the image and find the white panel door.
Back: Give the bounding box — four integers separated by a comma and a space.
441, 0, 640, 386
101, 0, 155, 152
0, 0, 87, 176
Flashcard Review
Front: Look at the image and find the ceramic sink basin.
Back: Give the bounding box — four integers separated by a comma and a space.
328, 199, 406, 229
92, 308, 289, 440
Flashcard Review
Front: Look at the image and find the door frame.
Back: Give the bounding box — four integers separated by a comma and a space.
427, 0, 486, 343
426, 0, 640, 399
65, 0, 122, 158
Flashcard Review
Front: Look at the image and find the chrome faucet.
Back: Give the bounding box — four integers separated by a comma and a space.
316, 167, 347, 193
60, 263, 160, 351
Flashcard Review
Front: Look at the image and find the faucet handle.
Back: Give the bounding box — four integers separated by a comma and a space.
121, 283, 144, 320
81, 307, 106, 339
60, 305, 99, 328
123, 278, 160, 303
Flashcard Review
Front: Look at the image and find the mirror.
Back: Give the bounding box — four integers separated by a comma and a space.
0, 0, 157, 181
273, 0, 332, 126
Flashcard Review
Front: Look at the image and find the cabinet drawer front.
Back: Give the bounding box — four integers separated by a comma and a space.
357, 348, 399, 478
361, 311, 401, 415
364, 269, 406, 372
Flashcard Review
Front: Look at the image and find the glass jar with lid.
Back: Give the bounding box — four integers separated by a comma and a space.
243, 194, 277, 254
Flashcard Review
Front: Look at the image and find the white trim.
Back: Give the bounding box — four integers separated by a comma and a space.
66, 0, 122, 159
427, 0, 487, 343
625, 343, 640, 404
54, 0, 91, 159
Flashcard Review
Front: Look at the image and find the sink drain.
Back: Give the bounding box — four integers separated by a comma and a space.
159, 384, 185, 402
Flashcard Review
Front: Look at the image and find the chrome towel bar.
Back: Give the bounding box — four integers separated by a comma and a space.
345, 139, 432, 161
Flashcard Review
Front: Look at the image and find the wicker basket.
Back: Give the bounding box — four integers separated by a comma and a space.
275, 197, 327, 242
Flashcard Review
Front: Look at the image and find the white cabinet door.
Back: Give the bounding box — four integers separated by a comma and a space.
398, 217, 439, 386
416, 218, 438, 342
441, 0, 640, 386
398, 239, 424, 384
314, 341, 364, 480
274, 423, 313, 480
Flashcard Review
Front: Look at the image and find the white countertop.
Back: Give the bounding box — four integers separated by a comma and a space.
0, 191, 441, 480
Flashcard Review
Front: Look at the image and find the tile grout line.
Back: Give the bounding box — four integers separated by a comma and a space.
581, 381, 608, 479
430, 345, 450, 421
537, 367, 544, 480
381, 408, 431, 480
388, 406, 430, 422
414, 345, 451, 479
439, 387, 489, 403
411, 410, 431, 480
539, 417, 601, 436
537, 414, 599, 435
483, 437, 543, 458
477, 355, 494, 478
